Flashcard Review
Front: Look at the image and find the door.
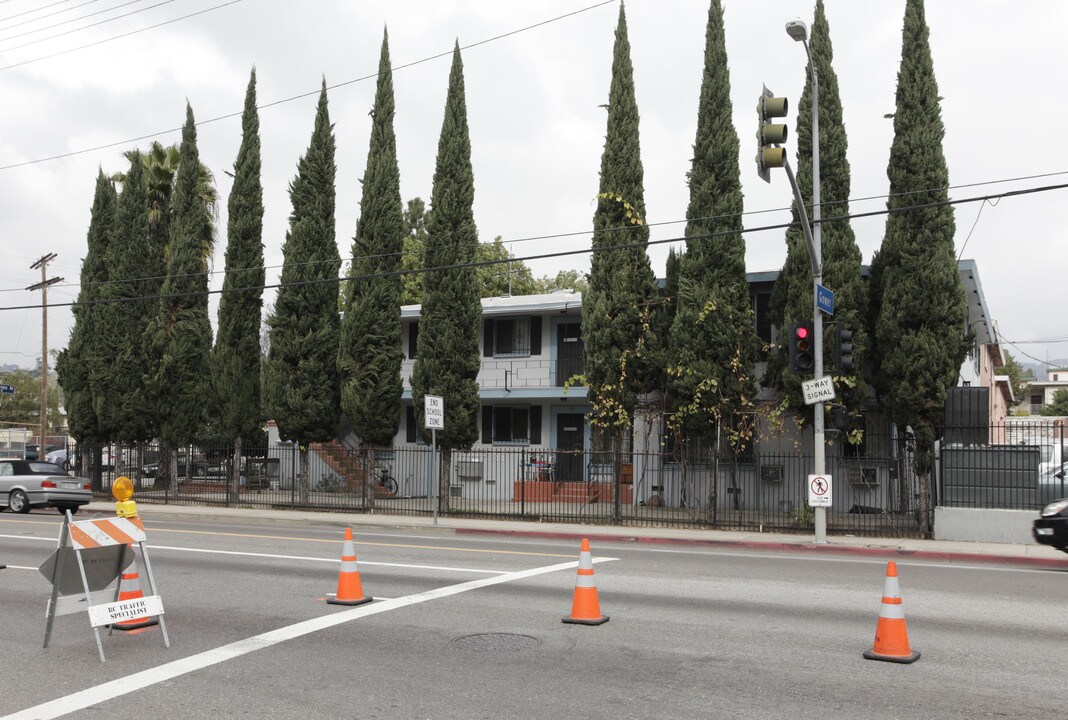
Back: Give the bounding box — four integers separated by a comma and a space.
556, 322, 584, 386
555, 413, 585, 483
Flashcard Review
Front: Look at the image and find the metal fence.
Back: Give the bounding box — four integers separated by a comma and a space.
70, 436, 926, 538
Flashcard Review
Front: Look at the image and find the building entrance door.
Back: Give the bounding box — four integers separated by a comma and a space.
555, 413, 585, 483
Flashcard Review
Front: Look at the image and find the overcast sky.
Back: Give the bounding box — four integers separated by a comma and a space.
1, 0, 1065, 378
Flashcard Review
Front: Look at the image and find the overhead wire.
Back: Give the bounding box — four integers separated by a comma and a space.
1, 181, 1066, 313
0, 169, 1062, 297
0, 0, 618, 167
0, 0, 164, 48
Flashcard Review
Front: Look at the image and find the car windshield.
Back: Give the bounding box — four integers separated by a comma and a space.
28, 462, 64, 474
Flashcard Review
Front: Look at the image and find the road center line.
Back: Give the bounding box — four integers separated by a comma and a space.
1, 557, 615, 720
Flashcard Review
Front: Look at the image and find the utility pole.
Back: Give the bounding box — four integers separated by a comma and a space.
28, 253, 63, 457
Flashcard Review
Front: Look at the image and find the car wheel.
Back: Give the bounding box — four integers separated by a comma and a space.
9, 489, 31, 514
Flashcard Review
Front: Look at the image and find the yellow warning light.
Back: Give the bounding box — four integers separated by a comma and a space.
113, 476, 134, 502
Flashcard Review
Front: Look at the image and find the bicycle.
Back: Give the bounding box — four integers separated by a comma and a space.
373, 459, 399, 496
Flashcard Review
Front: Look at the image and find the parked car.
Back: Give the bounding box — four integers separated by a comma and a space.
141, 452, 207, 479
0, 459, 92, 515
1033, 496, 1068, 554
24, 444, 61, 461
45, 448, 71, 471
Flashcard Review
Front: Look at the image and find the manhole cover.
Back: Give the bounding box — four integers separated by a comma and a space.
453, 633, 541, 652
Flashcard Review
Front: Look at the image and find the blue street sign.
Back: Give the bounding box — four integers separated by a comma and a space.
0, 384, 14, 394
816, 284, 834, 315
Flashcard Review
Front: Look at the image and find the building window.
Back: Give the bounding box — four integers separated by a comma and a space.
484, 316, 541, 358
659, 415, 710, 466
481, 405, 542, 445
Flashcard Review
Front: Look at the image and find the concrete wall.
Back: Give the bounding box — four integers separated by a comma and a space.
934, 507, 1037, 544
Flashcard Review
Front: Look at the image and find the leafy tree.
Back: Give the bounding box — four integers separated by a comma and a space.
769, 0, 866, 416
0, 369, 61, 432
150, 104, 216, 482
103, 153, 158, 445
666, 0, 757, 456
265, 80, 342, 503
535, 269, 589, 295
583, 3, 661, 440
1040, 389, 1068, 417
56, 171, 116, 463
340, 33, 406, 449
1000, 351, 1027, 408
870, 0, 970, 532
476, 236, 538, 297
213, 68, 266, 492
411, 44, 483, 512
401, 197, 428, 305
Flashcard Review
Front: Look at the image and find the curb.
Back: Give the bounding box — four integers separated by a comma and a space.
453, 527, 1068, 569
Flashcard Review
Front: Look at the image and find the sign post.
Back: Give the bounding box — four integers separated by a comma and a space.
424, 395, 444, 526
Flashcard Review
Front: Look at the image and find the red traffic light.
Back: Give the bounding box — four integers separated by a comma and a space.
795, 326, 810, 340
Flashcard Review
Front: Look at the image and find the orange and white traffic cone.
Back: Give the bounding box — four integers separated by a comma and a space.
562, 537, 609, 625
863, 560, 920, 663
110, 548, 158, 631
327, 528, 373, 606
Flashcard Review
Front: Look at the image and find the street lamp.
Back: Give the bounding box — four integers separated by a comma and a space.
786, 19, 827, 544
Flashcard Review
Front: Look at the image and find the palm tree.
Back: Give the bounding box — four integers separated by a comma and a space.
112, 141, 219, 262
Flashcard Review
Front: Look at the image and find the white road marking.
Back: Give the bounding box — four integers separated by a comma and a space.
0, 557, 615, 720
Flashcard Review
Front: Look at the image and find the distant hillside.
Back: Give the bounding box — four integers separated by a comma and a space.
1022, 359, 1068, 380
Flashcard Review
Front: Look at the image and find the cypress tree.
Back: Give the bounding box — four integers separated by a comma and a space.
410, 43, 482, 511
666, 0, 756, 450
769, 0, 866, 415
583, 3, 660, 435
872, 0, 969, 530
265, 80, 342, 502
401, 198, 428, 305
104, 155, 157, 445
153, 103, 215, 474
56, 170, 116, 484
340, 32, 405, 449
213, 68, 266, 491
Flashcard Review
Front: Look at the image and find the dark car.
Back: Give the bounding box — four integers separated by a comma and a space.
24, 444, 61, 461
0, 459, 92, 515
1033, 497, 1068, 554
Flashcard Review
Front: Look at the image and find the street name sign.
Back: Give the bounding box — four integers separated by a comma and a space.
0, 384, 14, 394
424, 395, 444, 430
816, 284, 834, 315
801, 376, 836, 405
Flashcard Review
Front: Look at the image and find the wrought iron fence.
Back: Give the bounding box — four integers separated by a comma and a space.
70, 436, 927, 538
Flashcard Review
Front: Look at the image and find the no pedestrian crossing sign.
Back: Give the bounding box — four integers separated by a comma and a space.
808, 474, 832, 508
424, 395, 444, 430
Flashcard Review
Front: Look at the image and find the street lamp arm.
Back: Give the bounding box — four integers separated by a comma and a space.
782, 155, 822, 279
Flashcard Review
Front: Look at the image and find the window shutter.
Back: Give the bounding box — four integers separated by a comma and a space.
481, 406, 493, 444
408, 322, 419, 360
483, 319, 494, 357
530, 316, 542, 355
406, 406, 416, 443
530, 405, 542, 444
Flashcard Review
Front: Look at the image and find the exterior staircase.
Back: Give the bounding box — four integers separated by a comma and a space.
310, 441, 395, 498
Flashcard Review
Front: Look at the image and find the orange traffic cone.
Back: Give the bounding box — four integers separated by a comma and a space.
110, 548, 158, 631
863, 560, 919, 663
562, 538, 608, 625
327, 528, 373, 606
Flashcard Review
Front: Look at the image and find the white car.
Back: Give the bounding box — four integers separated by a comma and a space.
0, 459, 92, 514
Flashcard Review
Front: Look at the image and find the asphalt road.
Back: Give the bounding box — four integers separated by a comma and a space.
1, 509, 1065, 719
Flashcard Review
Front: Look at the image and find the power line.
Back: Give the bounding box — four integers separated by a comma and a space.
0, 0, 165, 48
0, 0, 106, 33
0, 0, 617, 168
1, 168, 1061, 298
0, 0, 242, 72
2, 181, 1065, 314
0, 0, 78, 24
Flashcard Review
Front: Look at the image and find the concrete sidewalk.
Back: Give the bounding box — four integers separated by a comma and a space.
82, 501, 1068, 569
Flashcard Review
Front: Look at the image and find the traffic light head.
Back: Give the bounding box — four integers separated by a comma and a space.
835, 326, 855, 373
756, 86, 789, 183
788, 322, 814, 374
